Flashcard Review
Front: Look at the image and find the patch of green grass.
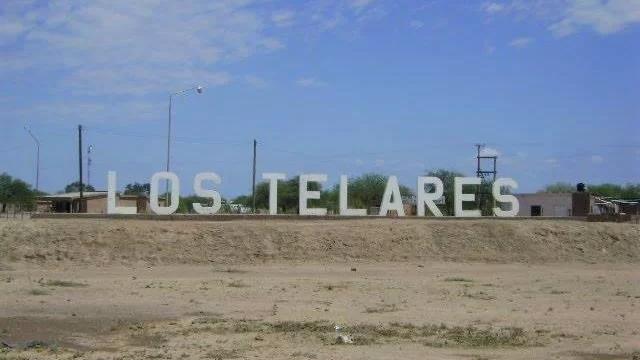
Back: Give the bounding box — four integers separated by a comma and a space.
364, 304, 399, 313
215, 268, 248, 274
319, 283, 349, 291
27, 288, 50, 296
204, 348, 241, 359
446, 326, 526, 347
227, 280, 249, 288
444, 277, 474, 283
183, 318, 530, 348
23, 340, 58, 350
464, 291, 496, 301
44, 280, 88, 288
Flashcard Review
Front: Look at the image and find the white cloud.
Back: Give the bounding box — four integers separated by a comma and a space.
590, 154, 604, 164
484, 0, 640, 37
271, 9, 295, 27
244, 75, 267, 89
549, 0, 640, 37
483, 2, 505, 14
509, 37, 533, 48
480, 147, 501, 157
409, 20, 424, 29
544, 158, 559, 166
11, 100, 161, 124
0, 1, 285, 96
349, 0, 376, 12
296, 77, 327, 88
307, 0, 384, 32
485, 44, 496, 54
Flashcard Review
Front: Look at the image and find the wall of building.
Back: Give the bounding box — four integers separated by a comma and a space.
85, 196, 108, 214
516, 193, 573, 216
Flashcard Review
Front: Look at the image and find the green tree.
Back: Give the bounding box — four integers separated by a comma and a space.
123, 182, 150, 195
589, 183, 640, 199
539, 182, 640, 199
234, 176, 324, 214
333, 173, 413, 214
540, 182, 574, 193
9, 178, 36, 211
0, 174, 37, 213
64, 181, 95, 193
424, 169, 465, 216
0, 173, 13, 213
176, 195, 211, 214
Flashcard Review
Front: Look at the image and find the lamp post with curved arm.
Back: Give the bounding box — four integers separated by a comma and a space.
165, 85, 204, 204
24, 126, 40, 192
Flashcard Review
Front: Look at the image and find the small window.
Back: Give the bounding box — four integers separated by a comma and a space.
531, 205, 542, 216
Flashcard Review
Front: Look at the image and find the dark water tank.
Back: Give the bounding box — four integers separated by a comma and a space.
576, 183, 586, 192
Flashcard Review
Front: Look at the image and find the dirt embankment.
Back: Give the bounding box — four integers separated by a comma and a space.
0, 219, 639, 266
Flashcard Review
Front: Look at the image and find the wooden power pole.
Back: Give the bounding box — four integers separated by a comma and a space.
78, 125, 84, 213
252, 139, 257, 214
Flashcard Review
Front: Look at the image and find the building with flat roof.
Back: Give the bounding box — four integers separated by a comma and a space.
37, 192, 153, 214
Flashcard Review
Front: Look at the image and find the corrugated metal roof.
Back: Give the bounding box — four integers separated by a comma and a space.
39, 191, 107, 200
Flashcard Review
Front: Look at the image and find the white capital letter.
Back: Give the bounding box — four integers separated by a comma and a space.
263, 173, 286, 215
150, 172, 179, 215
454, 177, 481, 217
417, 176, 443, 217
493, 178, 519, 217
379, 176, 405, 216
339, 175, 366, 216
107, 171, 136, 214
193, 172, 222, 215
299, 174, 327, 216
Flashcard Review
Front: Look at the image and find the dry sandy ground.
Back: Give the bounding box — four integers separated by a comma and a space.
1, 218, 639, 264
1, 262, 639, 359
0, 218, 639, 359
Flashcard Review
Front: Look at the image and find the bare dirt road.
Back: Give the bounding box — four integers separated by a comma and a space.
0, 218, 639, 359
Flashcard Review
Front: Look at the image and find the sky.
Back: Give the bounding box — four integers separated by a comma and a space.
1, 0, 639, 197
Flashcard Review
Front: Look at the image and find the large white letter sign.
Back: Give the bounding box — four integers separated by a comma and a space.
150, 172, 179, 215
492, 178, 519, 217
454, 177, 481, 217
417, 176, 443, 217
339, 175, 366, 216
379, 176, 405, 216
299, 174, 327, 216
107, 171, 136, 214
193, 172, 222, 215
263, 173, 286, 215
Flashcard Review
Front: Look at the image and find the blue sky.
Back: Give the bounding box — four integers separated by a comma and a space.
1, 0, 639, 197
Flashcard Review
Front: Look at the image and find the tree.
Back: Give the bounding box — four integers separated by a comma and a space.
64, 181, 95, 193
589, 183, 640, 199
539, 182, 640, 199
540, 182, 574, 193
0, 173, 13, 213
234, 173, 414, 215
0, 173, 37, 213
234, 176, 324, 214
9, 179, 35, 211
123, 182, 150, 195
176, 195, 211, 214
329, 173, 414, 214
424, 169, 465, 216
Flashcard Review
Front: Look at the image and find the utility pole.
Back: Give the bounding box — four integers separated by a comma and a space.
24, 126, 40, 192
87, 145, 94, 187
475, 143, 497, 181
78, 125, 84, 213
475, 144, 498, 215
252, 139, 257, 214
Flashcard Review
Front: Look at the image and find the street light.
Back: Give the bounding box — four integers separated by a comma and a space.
166, 85, 204, 204
24, 125, 40, 192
